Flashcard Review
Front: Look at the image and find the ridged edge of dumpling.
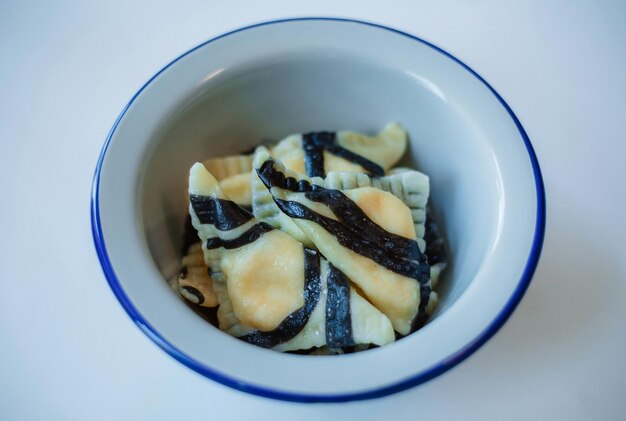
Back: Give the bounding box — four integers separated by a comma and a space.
325, 170, 430, 252
251, 147, 316, 247
203, 154, 253, 181
335, 122, 408, 170
176, 242, 218, 308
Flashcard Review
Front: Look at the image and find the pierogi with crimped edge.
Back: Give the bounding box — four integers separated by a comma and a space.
177, 124, 447, 353
199, 123, 408, 208
174, 242, 218, 308
270, 122, 407, 177
253, 151, 435, 335
187, 163, 394, 350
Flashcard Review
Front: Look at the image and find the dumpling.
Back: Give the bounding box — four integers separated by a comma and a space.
333, 122, 407, 173
202, 154, 253, 181
201, 154, 254, 207
201, 123, 406, 207
175, 242, 218, 307
251, 158, 316, 247
271, 123, 407, 177
324, 169, 429, 252
188, 162, 394, 350
219, 172, 252, 207
252, 144, 427, 250
253, 151, 434, 335
274, 258, 395, 352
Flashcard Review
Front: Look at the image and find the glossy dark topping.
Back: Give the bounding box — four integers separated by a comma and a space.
205, 222, 274, 250
189, 195, 253, 231
239, 246, 322, 348
325, 264, 354, 348
302, 131, 384, 178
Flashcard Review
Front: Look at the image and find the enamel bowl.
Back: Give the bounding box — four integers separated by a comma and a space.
92, 18, 545, 402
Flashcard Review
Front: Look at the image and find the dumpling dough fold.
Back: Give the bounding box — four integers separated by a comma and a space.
187, 162, 394, 350
253, 150, 434, 334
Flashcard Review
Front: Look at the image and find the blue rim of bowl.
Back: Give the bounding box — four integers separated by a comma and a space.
91, 17, 546, 403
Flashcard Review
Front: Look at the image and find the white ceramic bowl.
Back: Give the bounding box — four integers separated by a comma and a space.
92, 18, 545, 402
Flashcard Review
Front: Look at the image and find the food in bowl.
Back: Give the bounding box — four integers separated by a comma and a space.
174, 123, 447, 353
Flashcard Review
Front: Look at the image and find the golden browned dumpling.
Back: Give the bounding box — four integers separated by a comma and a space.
202, 123, 407, 209
200, 155, 254, 207
175, 242, 218, 307
251, 162, 314, 247
253, 150, 436, 335
187, 162, 394, 350
271, 123, 407, 177
202, 154, 253, 181
179, 123, 446, 350
251, 128, 422, 250
327, 169, 430, 250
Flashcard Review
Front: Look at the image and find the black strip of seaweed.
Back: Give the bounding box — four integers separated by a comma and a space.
302, 132, 329, 177
189, 195, 253, 231
302, 131, 384, 178
307, 187, 425, 261
325, 144, 384, 176
325, 264, 354, 348
205, 222, 274, 250
239, 247, 322, 348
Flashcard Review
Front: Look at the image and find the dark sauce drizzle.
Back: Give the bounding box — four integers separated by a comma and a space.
205, 222, 274, 250
189, 195, 253, 230
239, 246, 322, 348
302, 131, 385, 178
257, 159, 431, 325
325, 264, 354, 348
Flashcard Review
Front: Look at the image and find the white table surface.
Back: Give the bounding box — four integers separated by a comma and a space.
2, 1, 625, 419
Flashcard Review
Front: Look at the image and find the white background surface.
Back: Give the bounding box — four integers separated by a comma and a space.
1, 1, 625, 419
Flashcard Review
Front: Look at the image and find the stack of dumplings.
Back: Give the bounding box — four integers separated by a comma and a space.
175, 123, 446, 354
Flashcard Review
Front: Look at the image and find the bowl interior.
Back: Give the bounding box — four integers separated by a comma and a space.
96, 19, 539, 399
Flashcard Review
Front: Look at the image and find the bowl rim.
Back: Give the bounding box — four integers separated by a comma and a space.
91, 17, 546, 403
